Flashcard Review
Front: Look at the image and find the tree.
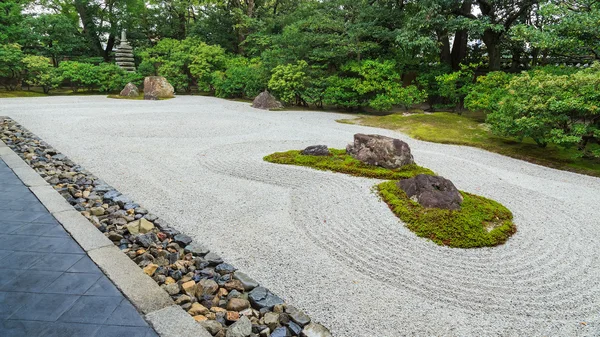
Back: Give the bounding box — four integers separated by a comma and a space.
22, 55, 61, 93
24, 14, 87, 66
0, 43, 24, 90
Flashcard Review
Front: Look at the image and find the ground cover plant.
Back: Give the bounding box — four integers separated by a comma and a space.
377, 181, 516, 248
264, 148, 516, 248
341, 112, 600, 177
263, 148, 434, 179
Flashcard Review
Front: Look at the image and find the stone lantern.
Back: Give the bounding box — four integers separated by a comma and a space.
115, 30, 135, 72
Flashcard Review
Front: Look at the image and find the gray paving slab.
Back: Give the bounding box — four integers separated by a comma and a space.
0, 158, 157, 337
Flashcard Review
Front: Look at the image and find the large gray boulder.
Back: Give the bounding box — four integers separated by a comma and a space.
346, 134, 414, 169
252, 90, 283, 110
119, 82, 139, 97
397, 174, 463, 210
143, 76, 175, 100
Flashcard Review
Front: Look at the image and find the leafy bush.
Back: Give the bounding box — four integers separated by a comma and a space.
464, 71, 514, 113
95, 63, 141, 92
57, 61, 99, 92
0, 43, 24, 90
487, 64, 600, 158
268, 60, 308, 105
436, 63, 477, 111
212, 57, 267, 98
323, 76, 363, 110
22, 55, 61, 93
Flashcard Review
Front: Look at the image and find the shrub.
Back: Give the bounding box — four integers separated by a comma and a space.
268, 60, 308, 105
436, 63, 477, 111
212, 57, 267, 98
464, 71, 514, 113
487, 64, 600, 158
0, 43, 24, 90
22, 55, 61, 93
95, 63, 142, 92
57, 61, 99, 92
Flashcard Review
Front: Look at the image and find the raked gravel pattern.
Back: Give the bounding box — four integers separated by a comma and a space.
1, 96, 600, 336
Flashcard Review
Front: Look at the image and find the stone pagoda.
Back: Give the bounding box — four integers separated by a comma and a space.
115, 30, 135, 72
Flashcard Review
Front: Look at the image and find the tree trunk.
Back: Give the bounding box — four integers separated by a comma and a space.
451, 1, 471, 70
104, 33, 115, 62
74, 0, 104, 58
437, 31, 451, 67
482, 29, 502, 70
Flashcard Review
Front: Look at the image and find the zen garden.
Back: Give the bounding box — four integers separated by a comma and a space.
0, 1, 599, 337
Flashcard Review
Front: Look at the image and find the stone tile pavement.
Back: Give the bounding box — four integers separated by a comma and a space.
0, 158, 158, 337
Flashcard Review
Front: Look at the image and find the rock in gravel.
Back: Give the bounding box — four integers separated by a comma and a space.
173, 233, 193, 246
127, 218, 155, 235
263, 312, 280, 331
197, 279, 219, 296
227, 298, 250, 312
226, 316, 252, 337
215, 263, 236, 275
286, 306, 311, 327
163, 283, 180, 296
205, 252, 224, 265
248, 287, 284, 310
233, 272, 259, 291
301, 145, 330, 156
300, 323, 332, 337
119, 82, 139, 97
143, 263, 158, 276
251, 90, 283, 110
287, 321, 302, 336
346, 133, 414, 169
188, 302, 210, 316
397, 174, 463, 210
200, 320, 223, 335
270, 326, 291, 337
181, 280, 196, 295
135, 232, 158, 248
185, 242, 210, 256
90, 207, 105, 216
143, 76, 175, 100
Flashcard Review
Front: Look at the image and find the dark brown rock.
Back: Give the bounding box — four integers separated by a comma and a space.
397, 174, 463, 210
119, 82, 139, 97
252, 90, 283, 110
143, 76, 175, 100
346, 134, 414, 169
301, 145, 330, 156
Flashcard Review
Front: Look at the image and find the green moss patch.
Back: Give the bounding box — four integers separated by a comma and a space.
377, 181, 516, 248
263, 148, 434, 179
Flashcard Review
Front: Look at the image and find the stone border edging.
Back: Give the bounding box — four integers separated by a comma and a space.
0, 139, 212, 337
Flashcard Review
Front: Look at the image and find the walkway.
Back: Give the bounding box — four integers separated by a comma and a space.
0, 158, 158, 337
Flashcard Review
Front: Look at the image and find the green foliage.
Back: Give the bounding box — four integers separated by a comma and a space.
95, 63, 141, 92
0, 43, 24, 90
487, 64, 600, 158
139, 38, 226, 92
436, 63, 476, 110
377, 181, 516, 248
22, 55, 61, 93
24, 14, 87, 66
57, 61, 99, 92
212, 57, 267, 98
263, 149, 434, 179
268, 60, 308, 105
465, 71, 514, 113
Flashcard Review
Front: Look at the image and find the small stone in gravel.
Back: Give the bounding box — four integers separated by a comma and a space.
226, 316, 252, 337
224, 280, 244, 292
197, 279, 219, 296
248, 287, 284, 310
126, 218, 155, 235
182, 280, 196, 295
263, 312, 279, 331
163, 283, 180, 296
200, 320, 223, 335
185, 242, 210, 256
144, 213, 158, 222
90, 207, 105, 216
227, 298, 250, 312
287, 321, 302, 336
173, 233, 193, 246
175, 294, 191, 305
205, 252, 224, 266
188, 302, 210, 316
143, 263, 158, 276
215, 263, 236, 275
193, 315, 208, 322
286, 306, 310, 327
124, 202, 139, 210
226, 311, 240, 322
301, 323, 332, 337
270, 327, 290, 337
108, 232, 123, 241
136, 233, 158, 248
233, 272, 259, 291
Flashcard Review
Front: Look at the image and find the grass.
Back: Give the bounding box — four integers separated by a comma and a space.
339, 112, 600, 177
0, 90, 47, 98
107, 94, 144, 100
377, 181, 516, 248
263, 148, 434, 179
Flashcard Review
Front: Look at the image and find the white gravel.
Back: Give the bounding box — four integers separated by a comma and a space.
2, 95, 600, 336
